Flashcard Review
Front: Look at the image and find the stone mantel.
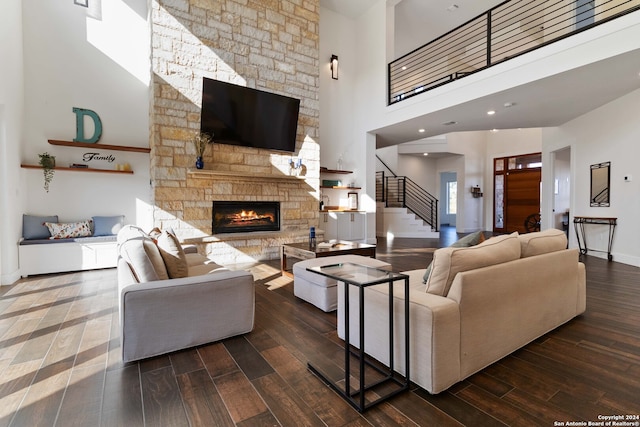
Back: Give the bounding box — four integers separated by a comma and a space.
187, 168, 312, 182
182, 228, 324, 244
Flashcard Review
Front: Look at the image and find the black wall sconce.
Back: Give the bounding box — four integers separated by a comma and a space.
74, 0, 89, 7
330, 55, 338, 80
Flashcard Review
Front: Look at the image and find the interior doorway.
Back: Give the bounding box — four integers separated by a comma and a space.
440, 172, 457, 227
552, 147, 572, 239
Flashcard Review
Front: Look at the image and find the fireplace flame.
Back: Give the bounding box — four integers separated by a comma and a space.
231, 210, 274, 223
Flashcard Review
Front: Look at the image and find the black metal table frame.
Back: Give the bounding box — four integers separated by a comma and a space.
573, 216, 617, 261
306, 263, 410, 412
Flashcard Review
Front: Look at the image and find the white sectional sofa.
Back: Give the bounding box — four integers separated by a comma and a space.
117, 225, 255, 363
338, 229, 586, 394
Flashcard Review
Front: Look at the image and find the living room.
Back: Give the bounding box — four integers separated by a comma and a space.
1, 0, 640, 424
2, 1, 640, 283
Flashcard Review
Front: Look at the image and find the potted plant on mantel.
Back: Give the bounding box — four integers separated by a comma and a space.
192, 131, 214, 169
38, 152, 56, 192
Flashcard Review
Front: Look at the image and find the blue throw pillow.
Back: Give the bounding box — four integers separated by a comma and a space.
23, 214, 58, 240
92, 215, 125, 236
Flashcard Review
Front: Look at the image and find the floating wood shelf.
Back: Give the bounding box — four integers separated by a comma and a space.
320, 185, 361, 190
21, 164, 134, 174
48, 139, 151, 153
320, 167, 353, 174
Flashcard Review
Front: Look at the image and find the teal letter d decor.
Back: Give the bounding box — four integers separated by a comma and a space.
73, 107, 103, 143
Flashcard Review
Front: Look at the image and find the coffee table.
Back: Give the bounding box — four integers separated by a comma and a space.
281, 240, 376, 278
305, 262, 410, 412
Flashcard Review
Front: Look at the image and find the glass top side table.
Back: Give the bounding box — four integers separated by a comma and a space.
306, 262, 410, 412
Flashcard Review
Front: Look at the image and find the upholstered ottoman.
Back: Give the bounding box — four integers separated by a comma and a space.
293, 254, 391, 312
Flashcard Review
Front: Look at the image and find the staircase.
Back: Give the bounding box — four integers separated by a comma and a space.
376, 160, 440, 238
377, 204, 439, 238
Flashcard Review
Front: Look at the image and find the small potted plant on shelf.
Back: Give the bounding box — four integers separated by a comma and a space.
192, 131, 214, 169
38, 152, 56, 192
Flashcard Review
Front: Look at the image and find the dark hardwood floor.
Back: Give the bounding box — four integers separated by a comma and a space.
1, 230, 639, 426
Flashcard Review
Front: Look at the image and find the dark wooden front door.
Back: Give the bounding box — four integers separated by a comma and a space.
505, 169, 541, 233
493, 153, 541, 234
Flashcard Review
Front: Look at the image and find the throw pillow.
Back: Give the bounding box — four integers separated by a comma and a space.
519, 228, 567, 258
44, 220, 93, 239
23, 214, 58, 240
425, 232, 521, 297
422, 230, 486, 283
92, 215, 125, 236
156, 230, 188, 278
119, 236, 169, 282
116, 225, 148, 245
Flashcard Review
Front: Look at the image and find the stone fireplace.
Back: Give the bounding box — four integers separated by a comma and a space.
212, 201, 280, 234
149, 1, 320, 264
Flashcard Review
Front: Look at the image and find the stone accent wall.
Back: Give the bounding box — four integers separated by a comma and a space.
150, 0, 320, 263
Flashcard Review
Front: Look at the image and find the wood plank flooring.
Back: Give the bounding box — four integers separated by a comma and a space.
1, 231, 639, 426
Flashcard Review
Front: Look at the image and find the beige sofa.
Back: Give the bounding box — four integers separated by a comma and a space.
117, 226, 255, 363
337, 229, 586, 394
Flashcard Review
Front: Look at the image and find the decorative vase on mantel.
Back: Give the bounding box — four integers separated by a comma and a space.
192, 131, 214, 170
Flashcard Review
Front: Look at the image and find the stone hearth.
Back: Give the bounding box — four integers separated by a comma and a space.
149, 1, 320, 264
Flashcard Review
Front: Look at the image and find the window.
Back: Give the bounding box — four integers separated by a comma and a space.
447, 181, 457, 215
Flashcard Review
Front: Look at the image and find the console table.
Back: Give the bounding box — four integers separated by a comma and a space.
305, 262, 409, 412
573, 216, 617, 261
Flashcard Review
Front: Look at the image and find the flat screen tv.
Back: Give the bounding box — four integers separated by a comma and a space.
200, 77, 300, 152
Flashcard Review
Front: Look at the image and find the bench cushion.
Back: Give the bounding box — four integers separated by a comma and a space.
19, 235, 117, 245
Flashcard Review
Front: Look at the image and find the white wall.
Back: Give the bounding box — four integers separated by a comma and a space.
552, 147, 571, 230
542, 88, 640, 266
20, 0, 152, 229
446, 131, 488, 232
319, 6, 363, 214
0, 0, 25, 284
320, 3, 387, 243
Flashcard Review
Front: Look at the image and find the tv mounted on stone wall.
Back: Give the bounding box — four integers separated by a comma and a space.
200, 77, 300, 153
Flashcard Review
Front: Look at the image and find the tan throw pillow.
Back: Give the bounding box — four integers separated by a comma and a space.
119, 236, 169, 282
156, 230, 188, 278
422, 230, 485, 283
425, 232, 521, 296
519, 228, 567, 258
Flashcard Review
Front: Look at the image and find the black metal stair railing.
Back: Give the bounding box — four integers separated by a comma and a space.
376, 163, 439, 231
388, 0, 640, 105
385, 176, 439, 232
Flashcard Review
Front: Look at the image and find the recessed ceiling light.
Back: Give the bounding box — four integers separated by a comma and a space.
503, 102, 515, 108
491, 129, 499, 132
423, 153, 429, 156
487, 110, 496, 115
442, 121, 457, 126
418, 128, 425, 133
402, 66, 407, 70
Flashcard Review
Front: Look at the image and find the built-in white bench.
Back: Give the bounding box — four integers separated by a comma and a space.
19, 214, 122, 277
19, 236, 118, 277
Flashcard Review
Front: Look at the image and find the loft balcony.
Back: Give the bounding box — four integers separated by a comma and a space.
388, 0, 640, 105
